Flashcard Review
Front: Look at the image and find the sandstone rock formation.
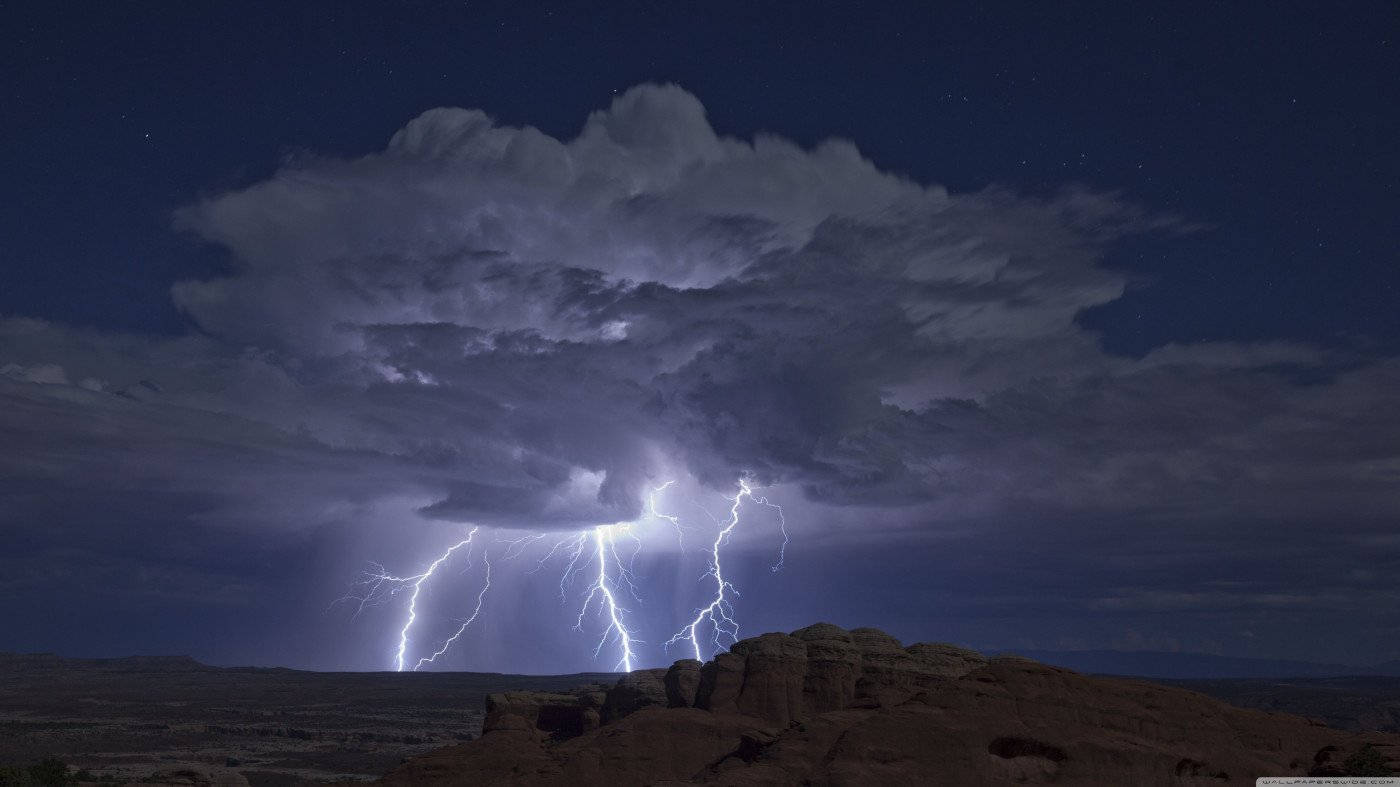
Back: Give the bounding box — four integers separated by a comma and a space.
664, 658, 702, 708
383, 623, 1400, 785
482, 684, 608, 739
602, 668, 669, 723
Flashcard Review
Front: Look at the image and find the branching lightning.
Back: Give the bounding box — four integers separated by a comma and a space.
666, 479, 788, 661
390, 527, 479, 672
648, 480, 688, 549
412, 548, 491, 670
333, 526, 489, 672
575, 525, 637, 671
751, 488, 789, 572
665, 482, 746, 661
342, 477, 789, 673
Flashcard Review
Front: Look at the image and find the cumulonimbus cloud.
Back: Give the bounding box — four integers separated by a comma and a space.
2, 83, 1395, 543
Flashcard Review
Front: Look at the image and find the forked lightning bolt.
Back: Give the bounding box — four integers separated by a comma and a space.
525, 486, 683, 672
343, 478, 787, 672
576, 525, 637, 672
392, 527, 478, 671
648, 480, 688, 549
413, 549, 492, 670
529, 523, 641, 671
333, 526, 490, 671
667, 479, 787, 661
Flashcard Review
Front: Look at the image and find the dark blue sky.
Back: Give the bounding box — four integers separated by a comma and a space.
7, 2, 1395, 352
3, 3, 1399, 672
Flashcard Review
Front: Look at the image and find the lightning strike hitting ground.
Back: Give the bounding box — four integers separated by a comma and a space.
344, 478, 787, 672
515, 486, 690, 672
389, 526, 480, 672
524, 523, 642, 671
576, 525, 637, 672
412, 549, 492, 671
523, 484, 687, 672
667, 479, 788, 661
333, 527, 489, 671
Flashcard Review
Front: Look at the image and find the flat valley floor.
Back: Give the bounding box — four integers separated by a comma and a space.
4, 652, 1400, 784
0, 653, 609, 785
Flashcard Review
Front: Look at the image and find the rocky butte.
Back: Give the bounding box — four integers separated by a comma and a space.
381, 623, 1400, 785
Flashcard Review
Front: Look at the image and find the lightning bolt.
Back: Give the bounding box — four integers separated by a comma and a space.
751, 488, 789, 572
574, 525, 637, 672
333, 526, 488, 671
524, 484, 682, 672
412, 548, 492, 670
498, 533, 546, 560
667, 479, 787, 661
518, 525, 640, 672
648, 480, 688, 549
390, 526, 480, 672
538, 531, 590, 600
342, 478, 787, 673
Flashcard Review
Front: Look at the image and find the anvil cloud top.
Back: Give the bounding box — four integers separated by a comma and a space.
2, 2, 1397, 672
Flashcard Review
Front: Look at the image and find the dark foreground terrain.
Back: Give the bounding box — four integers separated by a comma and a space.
385, 624, 1400, 786
0, 652, 607, 785
4, 633, 1400, 786
1170, 676, 1400, 734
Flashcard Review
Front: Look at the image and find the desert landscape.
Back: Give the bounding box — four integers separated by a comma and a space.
0, 651, 608, 785
1167, 675, 1400, 734
7, 4, 1398, 786
5, 624, 1400, 785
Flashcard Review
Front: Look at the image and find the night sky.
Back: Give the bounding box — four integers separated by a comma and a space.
3, 2, 1397, 672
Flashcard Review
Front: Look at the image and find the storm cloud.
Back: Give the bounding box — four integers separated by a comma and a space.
3, 84, 1397, 668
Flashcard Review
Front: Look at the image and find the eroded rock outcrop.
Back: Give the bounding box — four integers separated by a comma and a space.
383, 623, 1400, 786
905, 640, 988, 677
482, 684, 608, 739
601, 667, 668, 723
664, 658, 703, 708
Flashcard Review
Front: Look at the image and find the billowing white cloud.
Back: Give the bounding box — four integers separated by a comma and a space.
1, 83, 1395, 546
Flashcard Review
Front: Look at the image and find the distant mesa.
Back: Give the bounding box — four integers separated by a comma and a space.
382, 623, 1400, 785
0, 652, 207, 672
1000, 648, 1400, 680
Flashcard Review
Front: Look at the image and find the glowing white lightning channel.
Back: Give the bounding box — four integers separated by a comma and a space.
667, 479, 787, 661
412, 548, 492, 670
391, 526, 480, 672
333, 526, 489, 672
573, 525, 637, 672
342, 478, 786, 673
525, 483, 684, 672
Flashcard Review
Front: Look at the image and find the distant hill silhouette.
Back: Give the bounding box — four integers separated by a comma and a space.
998, 649, 1400, 679
1166, 675, 1400, 733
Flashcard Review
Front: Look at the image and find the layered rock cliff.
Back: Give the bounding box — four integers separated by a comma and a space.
382, 623, 1400, 785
